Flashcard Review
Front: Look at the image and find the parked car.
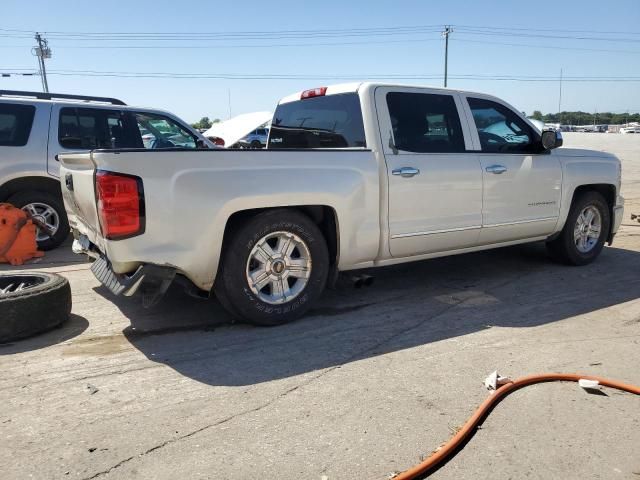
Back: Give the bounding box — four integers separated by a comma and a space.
60, 83, 624, 325
238, 127, 269, 149
0, 90, 213, 250
620, 126, 640, 134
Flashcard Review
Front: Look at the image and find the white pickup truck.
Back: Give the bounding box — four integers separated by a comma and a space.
60, 83, 624, 325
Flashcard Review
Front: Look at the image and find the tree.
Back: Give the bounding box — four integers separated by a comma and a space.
531, 110, 543, 121
191, 117, 213, 129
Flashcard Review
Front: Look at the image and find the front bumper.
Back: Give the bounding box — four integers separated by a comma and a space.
610, 195, 624, 242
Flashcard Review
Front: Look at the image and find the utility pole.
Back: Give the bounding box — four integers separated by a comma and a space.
33, 33, 51, 93
558, 68, 563, 124
227, 88, 232, 119
442, 26, 452, 88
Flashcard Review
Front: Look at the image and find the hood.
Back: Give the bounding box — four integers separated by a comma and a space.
203, 111, 272, 147
554, 147, 617, 160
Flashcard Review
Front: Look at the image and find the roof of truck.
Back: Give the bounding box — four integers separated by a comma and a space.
277, 82, 500, 105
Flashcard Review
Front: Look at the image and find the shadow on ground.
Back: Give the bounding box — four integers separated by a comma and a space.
0, 314, 89, 354
96, 243, 640, 387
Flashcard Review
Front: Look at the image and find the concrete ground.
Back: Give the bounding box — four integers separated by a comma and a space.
1, 133, 639, 480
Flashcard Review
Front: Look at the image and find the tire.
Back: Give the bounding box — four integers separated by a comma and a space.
8, 190, 70, 251
0, 272, 72, 343
214, 209, 329, 326
250, 140, 262, 149
546, 191, 610, 266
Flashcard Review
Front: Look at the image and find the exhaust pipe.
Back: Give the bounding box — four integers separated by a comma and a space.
350, 274, 374, 289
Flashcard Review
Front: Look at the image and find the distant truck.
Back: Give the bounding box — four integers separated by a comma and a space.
0, 90, 213, 249
60, 83, 624, 325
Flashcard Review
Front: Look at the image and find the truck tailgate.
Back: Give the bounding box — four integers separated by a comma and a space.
58, 152, 103, 248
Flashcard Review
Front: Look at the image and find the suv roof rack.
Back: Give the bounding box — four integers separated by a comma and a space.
0, 90, 126, 106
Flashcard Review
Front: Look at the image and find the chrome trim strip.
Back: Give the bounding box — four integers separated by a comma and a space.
391, 225, 481, 239
391, 216, 558, 239
483, 216, 557, 228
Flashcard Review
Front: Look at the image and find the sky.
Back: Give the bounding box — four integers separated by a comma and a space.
1, 0, 640, 123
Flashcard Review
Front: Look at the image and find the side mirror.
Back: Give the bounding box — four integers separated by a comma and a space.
541, 130, 563, 150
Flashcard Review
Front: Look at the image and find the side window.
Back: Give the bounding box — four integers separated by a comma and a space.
59, 108, 131, 149
134, 113, 197, 149
0, 103, 36, 147
467, 97, 538, 153
386, 92, 465, 153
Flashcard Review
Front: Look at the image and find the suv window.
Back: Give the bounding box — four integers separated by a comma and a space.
134, 112, 197, 149
467, 97, 538, 153
387, 92, 465, 153
59, 107, 136, 149
0, 103, 36, 147
269, 93, 366, 149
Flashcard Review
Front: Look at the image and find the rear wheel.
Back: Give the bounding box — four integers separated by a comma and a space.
214, 209, 329, 326
8, 190, 69, 250
547, 191, 610, 265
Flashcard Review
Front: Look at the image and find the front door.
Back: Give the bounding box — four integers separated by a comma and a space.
462, 95, 562, 244
375, 87, 483, 258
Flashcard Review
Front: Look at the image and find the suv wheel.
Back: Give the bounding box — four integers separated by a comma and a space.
214, 209, 329, 326
546, 191, 610, 265
8, 190, 70, 251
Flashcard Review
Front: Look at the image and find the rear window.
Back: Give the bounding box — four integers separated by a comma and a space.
59, 107, 140, 149
268, 93, 366, 149
0, 103, 36, 147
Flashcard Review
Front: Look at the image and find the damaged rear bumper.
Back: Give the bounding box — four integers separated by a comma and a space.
90, 256, 176, 307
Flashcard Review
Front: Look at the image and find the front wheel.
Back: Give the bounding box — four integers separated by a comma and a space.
546, 191, 610, 265
214, 209, 329, 326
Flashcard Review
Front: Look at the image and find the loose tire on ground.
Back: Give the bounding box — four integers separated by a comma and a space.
0, 272, 72, 343
214, 209, 329, 326
8, 190, 70, 250
546, 191, 610, 266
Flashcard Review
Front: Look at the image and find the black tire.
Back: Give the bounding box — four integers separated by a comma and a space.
8, 190, 70, 251
250, 140, 262, 149
214, 209, 329, 326
546, 191, 610, 266
0, 272, 72, 343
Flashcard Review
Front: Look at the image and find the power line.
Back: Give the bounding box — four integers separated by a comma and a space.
20, 69, 640, 82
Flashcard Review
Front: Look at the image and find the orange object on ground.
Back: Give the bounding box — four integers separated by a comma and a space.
393, 373, 640, 480
0, 203, 44, 266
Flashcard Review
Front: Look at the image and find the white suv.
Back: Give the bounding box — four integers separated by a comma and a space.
0, 90, 212, 249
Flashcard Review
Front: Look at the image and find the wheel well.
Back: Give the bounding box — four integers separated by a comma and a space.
223, 205, 339, 266
0, 176, 62, 203
572, 183, 616, 242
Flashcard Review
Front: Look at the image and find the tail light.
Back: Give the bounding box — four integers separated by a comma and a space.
96, 171, 145, 239
301, 87, 327, 100
212, 137, 225, 146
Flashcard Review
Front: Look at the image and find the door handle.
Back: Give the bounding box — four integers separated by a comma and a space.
392, 167, 420, 178
485, 165, 507, 174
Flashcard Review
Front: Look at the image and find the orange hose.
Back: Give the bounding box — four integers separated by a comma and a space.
394, 373, 640, 480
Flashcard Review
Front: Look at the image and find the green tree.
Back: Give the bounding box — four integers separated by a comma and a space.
191, 117, 213, 129
531, 110, 543, 121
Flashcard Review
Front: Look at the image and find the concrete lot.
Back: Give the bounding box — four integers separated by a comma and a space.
1, 133, 639, 479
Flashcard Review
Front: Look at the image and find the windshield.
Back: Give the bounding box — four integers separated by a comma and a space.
268, 93, 366, 149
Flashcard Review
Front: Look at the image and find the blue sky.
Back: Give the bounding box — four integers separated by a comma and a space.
2, 0, 639, 123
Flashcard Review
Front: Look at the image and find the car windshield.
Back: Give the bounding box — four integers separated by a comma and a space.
268, 93, 366, 148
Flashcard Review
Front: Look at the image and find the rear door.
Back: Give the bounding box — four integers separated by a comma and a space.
461, 95, 562, 244
375, 87, 482, 257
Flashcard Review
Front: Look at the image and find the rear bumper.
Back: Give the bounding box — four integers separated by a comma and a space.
90, 256, 176, 306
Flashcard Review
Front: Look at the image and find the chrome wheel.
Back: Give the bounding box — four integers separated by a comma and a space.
246, 231, 312, 305
22, 202, 59, 242
573, 205, 602, 253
